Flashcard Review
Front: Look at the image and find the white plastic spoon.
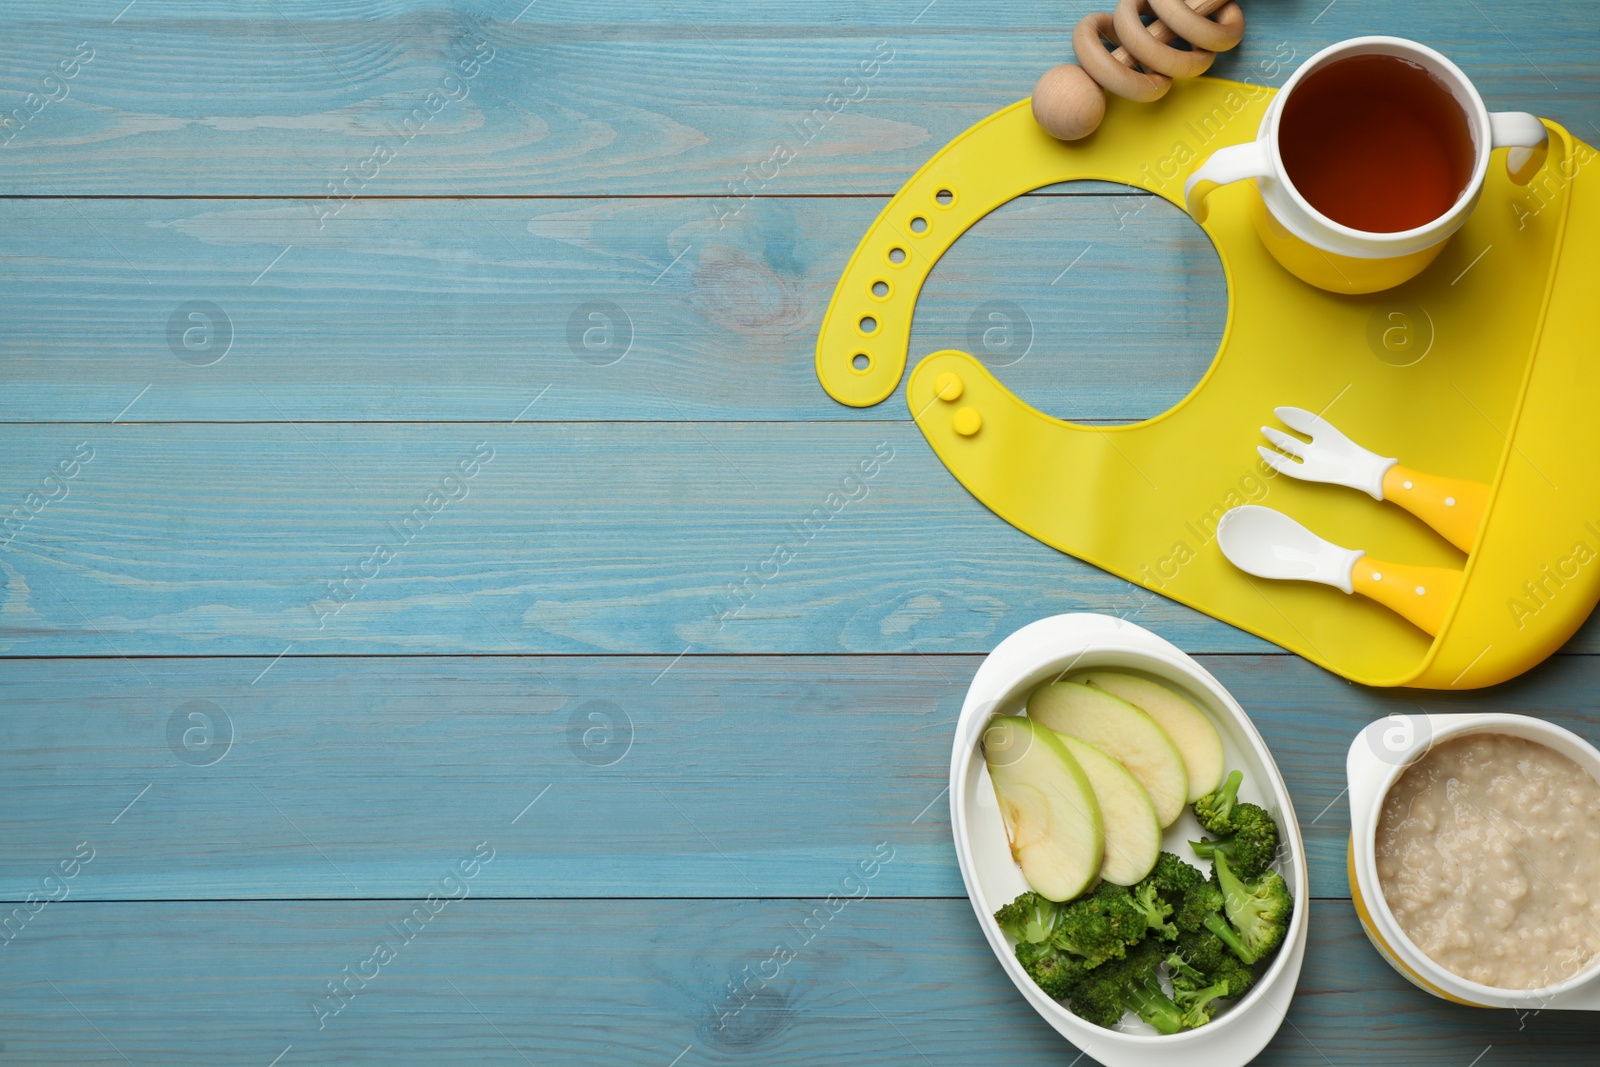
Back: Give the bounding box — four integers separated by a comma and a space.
1216, 505, 1462, 636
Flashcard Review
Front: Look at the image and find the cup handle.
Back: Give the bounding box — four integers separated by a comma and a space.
1183, 140, 1272, 224
1489, 111, 1549, 186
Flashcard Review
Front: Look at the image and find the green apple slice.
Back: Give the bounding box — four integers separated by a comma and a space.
982, 715, 1104, 902
1026, 682, 1189, 827
1069, 671, 1225, 802
1056, 734, 1161, 885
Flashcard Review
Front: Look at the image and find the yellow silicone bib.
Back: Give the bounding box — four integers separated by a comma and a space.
816, 79, 1600, 689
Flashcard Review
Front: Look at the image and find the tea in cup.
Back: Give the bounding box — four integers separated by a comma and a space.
1185, 36, 1549, 293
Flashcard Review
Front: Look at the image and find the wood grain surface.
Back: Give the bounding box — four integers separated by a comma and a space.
0, 195, 1225, 424
0, 2, 1593, 195
4, 0, 1599, 1063
2, 653, 1599, 903
5, 422, 1600, 657
2, 899, 1594, 1066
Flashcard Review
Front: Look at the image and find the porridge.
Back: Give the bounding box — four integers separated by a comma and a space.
1375, 733, 1600, 990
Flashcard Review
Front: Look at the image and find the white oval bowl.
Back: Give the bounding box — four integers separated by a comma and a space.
948, 614, 1308, 1067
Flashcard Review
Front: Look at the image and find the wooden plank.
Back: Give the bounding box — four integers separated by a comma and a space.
0, 194, 1224, 424
1, 6, 1593, 1065
4, 420, 1598, 658
0, 896, 1589, 1065
0, 419, 1242, 656
0, 3, 1593, 195
3, 652, 1598, 901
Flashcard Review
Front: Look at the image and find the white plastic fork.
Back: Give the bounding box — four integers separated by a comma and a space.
1258, 406, 1491, 554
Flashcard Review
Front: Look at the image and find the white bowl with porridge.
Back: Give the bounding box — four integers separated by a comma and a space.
1346, 712, 1600, 1009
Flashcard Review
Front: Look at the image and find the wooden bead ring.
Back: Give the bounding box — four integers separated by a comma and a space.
1038, 0, 1248, 139
1114, 0, 1216, 80
1073, 11, 1170, 103
1146, 0, 1245, 54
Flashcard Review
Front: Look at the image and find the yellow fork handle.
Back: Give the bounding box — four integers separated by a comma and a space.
1351, 557, 1464, 637
1381, 464, 1491, 555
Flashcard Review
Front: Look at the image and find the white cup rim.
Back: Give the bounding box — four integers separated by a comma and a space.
1358, 714, 1600, 1002
1261, 35, 1492, 246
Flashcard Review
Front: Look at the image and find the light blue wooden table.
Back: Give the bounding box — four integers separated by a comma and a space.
2, 2, 1598, 1063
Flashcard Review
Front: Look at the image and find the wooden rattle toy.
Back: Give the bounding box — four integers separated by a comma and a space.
1033, 0, 1246, 140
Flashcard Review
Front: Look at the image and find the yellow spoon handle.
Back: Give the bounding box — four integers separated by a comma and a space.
1381, 464, 1491, 554
1351, 556, 1464, 637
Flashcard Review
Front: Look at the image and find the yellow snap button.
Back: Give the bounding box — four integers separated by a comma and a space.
953, 407, 982, 436
935, 372, 964, 402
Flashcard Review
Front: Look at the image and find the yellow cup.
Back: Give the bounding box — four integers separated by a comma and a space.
1186, 36, 1548, 294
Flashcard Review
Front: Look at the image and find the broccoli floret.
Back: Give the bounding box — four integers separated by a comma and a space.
1027, 883, 1157, 968
996, 850, 1277, 1018
994, 891, 1064, 946
1130, 880, 1178, 941
1090, 880, 1147, 939
1165, 935, 1257, 1030
1114, 940, 1185, 1035
1130, 852, 1204, 939
1210, 953, 1257, 999
1165, 950, 1206, 988
1173, 879, 1225, 935
1190, 802, 1280, 879
1193, 770, 1243, 833
1171, 940, 1254, 1030
1170, 927, 1231, 975
1202, 911, 1259, 965
997, 889, 1135, 998
1167, 944, 1254, 998
1017, 940, 1088, 999
1064, 966, 1126, 1029
1190, 771, 1283, 881
1122, 973, 1184, 1035
1054, 886, 1138, 968
1172, 978, 1231, 1029
1140, 851, 1206, 898
1209, 853, 1292, 964
1014, 937, 1053, 969
1067, 939, 1184, 1035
